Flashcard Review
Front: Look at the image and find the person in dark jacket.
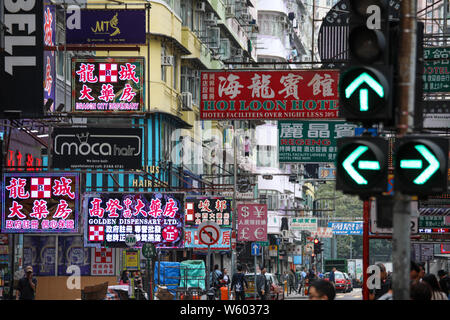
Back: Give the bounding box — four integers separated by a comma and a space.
329, 267, 336, 284
438, 270, 450, 298
256, 267, 269, 300
231, 264, 248, 300
16, 266, 37, 300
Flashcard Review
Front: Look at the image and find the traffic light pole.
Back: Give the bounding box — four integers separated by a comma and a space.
392, 0, 417, 300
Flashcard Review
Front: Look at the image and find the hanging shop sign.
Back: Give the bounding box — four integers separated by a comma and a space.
44, 4, 56, 112
1, 173, 80, 233
185, 197, 232, 228
310, 227, 333, 238
123, 250, 140, 270
423, 47, 450, 93
278, 120, 358, 163
91, 248, 115, 276
328, 222, 363, 235
200, 70, 340, 120
422, 100, 450, 129
1, 0, 44, 119
51, 127, 143, 170
71, 57, 144, 113
183, 227, 231, 251
318, 166, 336, 180
289, 218, 318, 232
84, 192, 184, 249
237, 204, 268, 242
66, 9, 146, 45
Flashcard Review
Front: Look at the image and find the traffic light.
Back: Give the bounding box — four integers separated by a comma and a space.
313, 238, 319, 254
336, 137, 389, 196
394, 137, 448, 196
338, 0, 394, 124
311, 254, 315, 264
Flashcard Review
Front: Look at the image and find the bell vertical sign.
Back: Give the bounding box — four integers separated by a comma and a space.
1, 1, 44, 118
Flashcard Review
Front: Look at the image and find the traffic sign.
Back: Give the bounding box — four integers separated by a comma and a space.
251, 242, 261, 256
336, 137, 388, 195
198, 221, 221, 246
395, 137, 448, 195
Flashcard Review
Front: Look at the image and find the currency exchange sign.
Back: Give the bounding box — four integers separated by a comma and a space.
237, 204, 267, 242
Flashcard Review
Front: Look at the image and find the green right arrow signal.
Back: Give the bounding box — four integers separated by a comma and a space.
399, 144, 440, 185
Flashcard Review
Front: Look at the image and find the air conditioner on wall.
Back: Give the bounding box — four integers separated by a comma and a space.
195, 1, 205, 12
181, 92, 193, 111
161, 55, 174, 66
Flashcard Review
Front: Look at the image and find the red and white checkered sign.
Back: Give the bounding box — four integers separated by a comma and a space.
91, 248, 114, 275
30, 178, 51, 198
89, 225, 104, 241
185, 202, 194, 222
94, 248, 113, 263
99, 63, 118, 82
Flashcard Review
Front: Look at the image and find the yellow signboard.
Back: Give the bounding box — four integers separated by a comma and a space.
123, 250, 140, 270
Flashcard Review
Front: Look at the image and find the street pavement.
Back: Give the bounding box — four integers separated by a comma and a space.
285, 288, 362, 300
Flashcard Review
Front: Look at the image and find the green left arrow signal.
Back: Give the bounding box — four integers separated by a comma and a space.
343, 145, 381, 185
399, 144, 440, 185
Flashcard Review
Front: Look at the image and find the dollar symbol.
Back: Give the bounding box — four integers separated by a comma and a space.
240, 206, 250, 218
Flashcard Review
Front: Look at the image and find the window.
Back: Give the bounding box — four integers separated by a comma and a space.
173, 55, 178, 90
181, 0, 193, 29
161, 44, 167, 82
259, 190, 280, 210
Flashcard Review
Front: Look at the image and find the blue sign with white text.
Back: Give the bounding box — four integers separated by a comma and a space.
328, 222, 363, 235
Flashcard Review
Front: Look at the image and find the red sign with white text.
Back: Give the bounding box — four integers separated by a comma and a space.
200, 70, 340, 120
237, 204, 267, 242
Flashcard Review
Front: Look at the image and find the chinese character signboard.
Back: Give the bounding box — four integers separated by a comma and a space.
237, 204, 267, 242
200, 70, 340, 120
279, 121, 357, 163
423, 47, 450, 93
1, 173, 80, 233
289, 218, 318, 232
66, 10, 146, 45
72, 57, 144, 113
318, 166, 336, 180
91, 248, 115, 276
310, 227, 333, 238
51, 127, 143, 170
84, 193, 184, 249
44, 4, 56, 112
184, 227, 231, 251
185, 197, 232, 228
328, 222, 363, 235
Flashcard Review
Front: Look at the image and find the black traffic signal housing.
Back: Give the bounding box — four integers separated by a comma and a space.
313, 238, 319, 254
311, 254, 315, 264
338, 0, 394, 125
336, 137, 389, 197
394, 136, 449, 196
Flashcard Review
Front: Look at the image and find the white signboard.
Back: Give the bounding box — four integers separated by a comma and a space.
91, 248, 115, 275
289, 218, 318, 232
370, 200, 418, 234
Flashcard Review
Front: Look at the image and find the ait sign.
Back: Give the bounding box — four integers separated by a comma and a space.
200, 70, 340, 120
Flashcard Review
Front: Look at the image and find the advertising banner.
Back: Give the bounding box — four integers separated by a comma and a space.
185, 197, 232, 228
422, 100, 450, 129
310, 227, 333, 238
328, 222, 363, 235
66, 9, 146, 44
200, 70, 340, 120
184, 227, 231, 251
91, 248, 115, 276
318, 166, 336, 180
58, 236, 90, 276
83, 192, 184, 249
289, 218, 318, 232
71, 57, 144, 113
51, 127, 143, 170
44, 4, 56, 112
278, 120, 357, 163
237, 204, 267, 242
1, 1, 44, 118
423, 47, 450, 93
1, 173, 80, 233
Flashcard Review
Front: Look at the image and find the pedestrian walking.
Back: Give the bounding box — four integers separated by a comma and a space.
422, 274, 448, 300
230, 264, 248, 300
437, 270, 450, 298
221, 268, 230, 287
244, 136, 251, 157
329, 267, 336, 284
210, 264, 223, 298
119, 270, 130, 285
418, 263, 425, 281
256, 267, 269, 300
16, 266, 37, 300
297, 267, 307, 295
308, 280, 336, 300
288, 269, 296, 295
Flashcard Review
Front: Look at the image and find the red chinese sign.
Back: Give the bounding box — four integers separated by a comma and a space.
6, 149, 42, 171
71, 57, 144, 113
1, 173, 79, 233
200, 70, 340, 120
185, 197, 232, 228
237, 204, 267, 242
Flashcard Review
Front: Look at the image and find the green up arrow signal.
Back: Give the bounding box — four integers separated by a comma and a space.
343, 145, 381, 185
399, 145, 440, 185
345, 73, 385, 111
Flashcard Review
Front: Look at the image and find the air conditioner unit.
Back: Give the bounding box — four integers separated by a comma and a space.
225, 5, 234, 17
195, 1, 205, 12
241, 13, 250, 21
233, 48, 243, 56
181, 92, 193, 111
161, 55, 174, 66
205, 12, 215, 22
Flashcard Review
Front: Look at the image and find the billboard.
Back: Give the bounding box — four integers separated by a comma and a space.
184, 227, 231, 251
423, 47, 450, 93
328, 222, 363, 235
44, 4, 56, 112
1, 1, 44, 118
237, 204, 267, 242
278, 120, 357, 163
185, 197, 232, 228
66, 9, 146, 45
200, 70, 340, 120
51, 127, 143, 170
71, 57, 144, 113
1, 173, 80, 233
83, 192, 184, 249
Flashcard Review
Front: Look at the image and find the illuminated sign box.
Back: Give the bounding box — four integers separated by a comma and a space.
71, 57, 144, 113
185, 197, 232, 228
83, 192, 185, 249
184, 227, 231, 251
1, 173, 80, 233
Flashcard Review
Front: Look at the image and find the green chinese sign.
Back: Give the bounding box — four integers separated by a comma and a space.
419, 216, 448, 228
423, 47, 450, 93
289, 218, 318, 232
278, 121, 357, 163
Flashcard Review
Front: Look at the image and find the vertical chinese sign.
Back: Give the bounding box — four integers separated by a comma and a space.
84, 193, 184, 249
1, 173, 79, 233
44, 4, 56, 112
200, 70, 340, 120
184, 197, 232, 250
237, 204, 267, 242
278, 120, 358, 163
72, 57, 144, 113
